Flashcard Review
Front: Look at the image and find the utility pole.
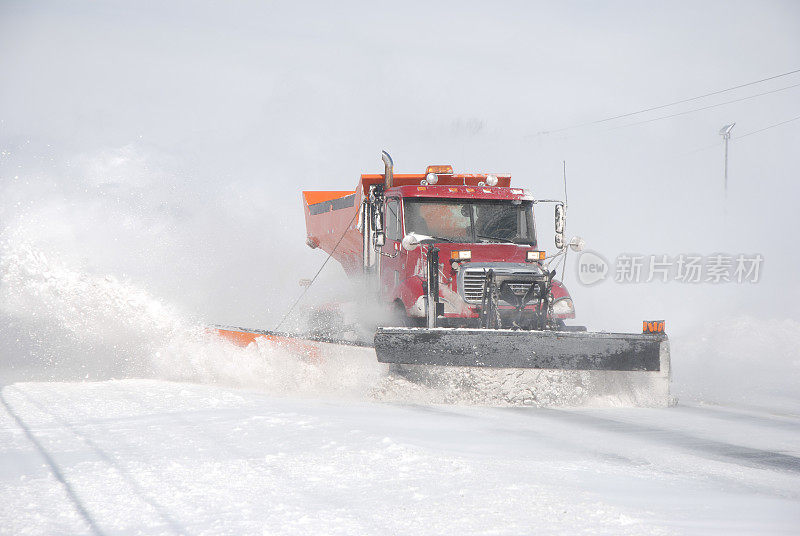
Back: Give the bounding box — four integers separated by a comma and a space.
719, 123, 735, 198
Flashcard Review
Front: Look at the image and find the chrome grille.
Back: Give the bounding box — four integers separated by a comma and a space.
463, 270, 487, 303
461, 269, 536, 304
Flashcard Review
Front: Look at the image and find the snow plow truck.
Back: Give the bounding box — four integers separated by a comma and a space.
217, 152, 671, 405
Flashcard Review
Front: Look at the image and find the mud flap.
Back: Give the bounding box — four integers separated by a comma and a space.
374, 328, 669, 372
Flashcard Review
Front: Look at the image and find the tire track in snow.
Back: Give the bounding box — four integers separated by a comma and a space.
675, 404, 800, 432
425, 404, 800, 501
0, 388, 104, 536
525, 408, 800, 474
391, 403, 648, 466
7, 384, 185, 535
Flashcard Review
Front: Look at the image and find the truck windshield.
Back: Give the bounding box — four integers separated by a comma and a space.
403, 198, 535, 245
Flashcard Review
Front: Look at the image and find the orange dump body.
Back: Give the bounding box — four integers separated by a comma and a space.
301, 189, 363, 276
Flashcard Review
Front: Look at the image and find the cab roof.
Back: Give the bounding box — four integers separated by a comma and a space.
359, 173, 514, 194
386, 184, 533, 201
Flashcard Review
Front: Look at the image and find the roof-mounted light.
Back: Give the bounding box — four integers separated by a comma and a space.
425, 172, 439, 185
485, 174, 498, 187
425, 165, 453, 175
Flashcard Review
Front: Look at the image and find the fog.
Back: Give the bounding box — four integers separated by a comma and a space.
1, 1, 799, 405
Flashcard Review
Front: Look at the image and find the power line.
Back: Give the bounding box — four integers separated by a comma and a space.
608, 82, 800, 131
736, 115, 800, 139
540, 68, 800, 134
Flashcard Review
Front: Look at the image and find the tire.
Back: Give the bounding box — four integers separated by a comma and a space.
390, 301, 423, 328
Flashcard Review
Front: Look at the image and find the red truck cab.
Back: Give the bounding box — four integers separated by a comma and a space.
303, 157, 576, 330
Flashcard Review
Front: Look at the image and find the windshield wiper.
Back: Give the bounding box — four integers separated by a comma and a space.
477, 235, 515, 243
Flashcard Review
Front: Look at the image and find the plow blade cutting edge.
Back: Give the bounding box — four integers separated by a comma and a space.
374, 328, 669, 372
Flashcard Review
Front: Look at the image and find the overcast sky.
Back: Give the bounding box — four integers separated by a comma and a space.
1, 0, 799, 332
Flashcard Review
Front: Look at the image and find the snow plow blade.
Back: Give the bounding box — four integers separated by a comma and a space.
374, 328, 669, 372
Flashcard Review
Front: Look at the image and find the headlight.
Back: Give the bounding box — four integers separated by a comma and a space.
552, 298, 574, 316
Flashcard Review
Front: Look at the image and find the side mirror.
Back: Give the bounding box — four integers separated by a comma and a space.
401, 232, 435, 251
401, 233, 420, 251
374, 231, 386, 248
569, 236, 585, 252
554, 204, 565, 249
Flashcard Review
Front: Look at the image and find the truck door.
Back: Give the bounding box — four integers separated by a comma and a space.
381, 197, 405, 299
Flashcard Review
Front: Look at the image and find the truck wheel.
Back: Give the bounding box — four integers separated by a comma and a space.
390, 301, 421, 328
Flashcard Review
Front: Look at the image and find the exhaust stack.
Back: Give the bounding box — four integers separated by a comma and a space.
381, 150, 394, 189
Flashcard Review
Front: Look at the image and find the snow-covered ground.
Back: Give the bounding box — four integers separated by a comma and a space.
1, 239, 800, 535
1, 378, 799, 536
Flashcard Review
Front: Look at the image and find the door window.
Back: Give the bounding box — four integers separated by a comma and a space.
385, 199, 401, 241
